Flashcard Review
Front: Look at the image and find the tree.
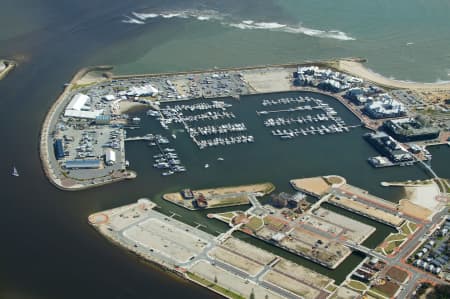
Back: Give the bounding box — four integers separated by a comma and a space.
249, 288, 255, 299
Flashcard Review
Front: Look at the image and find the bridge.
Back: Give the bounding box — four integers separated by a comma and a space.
344, 241, 386, 261
216, 223, 244, 243
414, 156, 447, 194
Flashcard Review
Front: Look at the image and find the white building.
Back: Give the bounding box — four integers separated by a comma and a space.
67, 93, 90, 110
364, 95, 406, 118
126, 84, 159, 97
105, 149, 116, 165
102, 94, 116, 101
64, 93, 103, 119
64, 110, 103, 119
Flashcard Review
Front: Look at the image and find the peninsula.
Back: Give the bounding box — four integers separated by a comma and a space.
51, 57, 450, 298
39, 58, 450, 191
89, 174, 449, 299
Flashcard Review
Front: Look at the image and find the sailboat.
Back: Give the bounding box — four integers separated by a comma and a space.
12, 166, 19, 177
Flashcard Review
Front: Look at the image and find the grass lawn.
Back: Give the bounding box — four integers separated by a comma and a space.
347, 280, 368, 291
367, 288, 389, 299
245, 216, 264, 232
408, 221, 417, 233
209, 195, 249, 208
384, 239, 405, 254
186, 272, 245, 299
400, 221, 417, 235
385, 233, 407, 243
325, 284, 338, 292
263, 216, 286, 231
218, 212, 236, 220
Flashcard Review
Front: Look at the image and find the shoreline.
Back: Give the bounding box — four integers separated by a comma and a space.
38, 65, 136, 191
337, 60, 450, 90
40, 58, 450, 191
89, 199, 335, 299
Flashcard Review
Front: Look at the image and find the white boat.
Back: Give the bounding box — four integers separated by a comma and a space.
172, 134, 176, 139
204, 164, 209, 168
217, 157, 224, 161
12, 166, 19, 177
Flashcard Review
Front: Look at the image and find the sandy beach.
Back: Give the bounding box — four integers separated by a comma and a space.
338, 60, 450, 90
119, 101, 148, 114
398, 181, 443, 220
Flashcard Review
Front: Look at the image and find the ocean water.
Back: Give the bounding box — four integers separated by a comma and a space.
101, 0, 450, 81
0, 1, 449, 298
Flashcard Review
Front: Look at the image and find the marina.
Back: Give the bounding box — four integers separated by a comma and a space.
35, 59, 449, 299
257, 95, 358, 139
146, 100, 255, 149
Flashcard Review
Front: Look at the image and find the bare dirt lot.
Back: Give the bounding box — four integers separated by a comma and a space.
208, 247, 264, 276
263, 270, 320, 299
242, 68, 293, 93
191, 261, 284, 299
290, 177, 331, 197
274, 259, 332, 288
123, 218, 208, 263
328, 196, 404, 227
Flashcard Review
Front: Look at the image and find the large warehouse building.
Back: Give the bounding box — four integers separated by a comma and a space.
105, 149, 116, 165
64, 159, 102, 169
64, 93, 103, 119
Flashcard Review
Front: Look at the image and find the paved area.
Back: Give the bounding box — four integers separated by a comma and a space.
90, 199, 334, 299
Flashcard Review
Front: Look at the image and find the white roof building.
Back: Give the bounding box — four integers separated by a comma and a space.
64, 109, 103, 119
271, 232, 286, 242
64, 93, 103, 119
67, 93, 90, 111
105, 149, 116, 165
102, 94, 116, 101
127, 84, 159, 97
365, 95, 406, 116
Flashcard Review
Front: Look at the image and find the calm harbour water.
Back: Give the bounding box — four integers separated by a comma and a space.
0, 1, 448, 298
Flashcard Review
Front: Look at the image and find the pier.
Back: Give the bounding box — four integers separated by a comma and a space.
147, 101, 255, 149
257, 95, 359, 140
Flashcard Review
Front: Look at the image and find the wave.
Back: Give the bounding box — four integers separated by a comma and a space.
132, 12, 159, 20
130, 10, 224, 22
122, 16, 145, 25
122, 10, 355, 41
229, 20, 354, 41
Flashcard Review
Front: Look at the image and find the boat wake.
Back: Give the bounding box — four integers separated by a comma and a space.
122, 10, 355, 41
